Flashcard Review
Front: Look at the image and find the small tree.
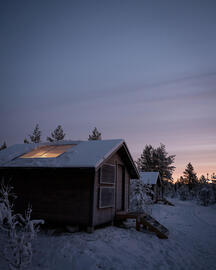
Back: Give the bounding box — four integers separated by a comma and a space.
0, 141, 7, 151
88, 127, 102, 140
198, 187, 210, 206
183, 162, 198, 191
130, 180, 153, 215
23, 138, 29, 144
0, 181, 44, 270
47, 125, 65, 142
199, 175, 207, 184
29, 124, 41, 143
178, 184, 189, 201
179, 176, 187, 184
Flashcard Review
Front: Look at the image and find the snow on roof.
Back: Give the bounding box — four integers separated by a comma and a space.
138, 172, 160, 185
0, 139, 124, 168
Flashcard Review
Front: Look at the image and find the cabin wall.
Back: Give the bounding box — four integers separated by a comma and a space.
153, 185, 157, 201
0, 168, 94, 226
152, 182, 163, 201
156, 184, 163, 200
92, 152, 130, 227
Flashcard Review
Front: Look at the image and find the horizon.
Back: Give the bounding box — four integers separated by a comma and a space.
0, 0, 215, 181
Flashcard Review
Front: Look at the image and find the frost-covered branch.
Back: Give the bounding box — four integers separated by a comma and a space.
0, 180, 44, 270
130, 180, 154, 215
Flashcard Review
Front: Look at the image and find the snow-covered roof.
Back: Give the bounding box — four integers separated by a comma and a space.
0, 140, 139, 178
139, 172, 160, 185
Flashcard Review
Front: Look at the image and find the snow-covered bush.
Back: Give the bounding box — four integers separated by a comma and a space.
0, 181, 44, 270
130, 180, 153, 215
189, 189, 196, 200
178, 185, 189, 200
198, 187, 210, 206
197, 185, 215, 206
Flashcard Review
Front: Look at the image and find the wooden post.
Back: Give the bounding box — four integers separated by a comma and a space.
136, 215, 140, 231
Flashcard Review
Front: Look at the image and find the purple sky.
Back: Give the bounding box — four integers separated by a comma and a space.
0, 0, 216, 179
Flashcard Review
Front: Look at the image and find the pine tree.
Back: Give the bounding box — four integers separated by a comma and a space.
47, 125, 65, 142
183, 162, 198, 190
199, 175, 207, 184
88, 127, 102, 140
24, 138, 29, 144
29, 124, 41, 143
0, 141, 7, 151
136, 145, 155, 171
179, 176, 186, 184
136, 143, 175, 181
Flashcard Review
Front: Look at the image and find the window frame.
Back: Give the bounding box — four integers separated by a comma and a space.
100, 163, 116, 185
19, 144, 75, 159
99, 186, 115, 208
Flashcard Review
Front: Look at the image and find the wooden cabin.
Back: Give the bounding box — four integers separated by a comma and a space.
139, 172, 162, 201
0, 139, 139, 231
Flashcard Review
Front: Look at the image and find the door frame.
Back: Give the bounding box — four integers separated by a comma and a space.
115, 163, 125, 212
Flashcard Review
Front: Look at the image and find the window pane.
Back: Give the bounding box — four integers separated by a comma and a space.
20, 145, 75, 158
100, 164, 115, 184
99, 187, 115, 208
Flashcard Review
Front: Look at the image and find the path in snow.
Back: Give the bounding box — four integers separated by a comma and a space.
0, 199, 215, 270
152, 199, 216, 270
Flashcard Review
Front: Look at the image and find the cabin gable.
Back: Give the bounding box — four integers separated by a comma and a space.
92, 150, 131, 227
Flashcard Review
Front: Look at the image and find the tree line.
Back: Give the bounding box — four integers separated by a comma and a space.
0, 125, 102, 149
1, 126, 214, 191
174, 163, 216, 205
137, 146, 216, 205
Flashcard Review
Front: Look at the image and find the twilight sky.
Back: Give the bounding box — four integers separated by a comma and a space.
0, 0, 216, 180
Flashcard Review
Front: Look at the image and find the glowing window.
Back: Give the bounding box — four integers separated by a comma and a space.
20, 145, 75, 158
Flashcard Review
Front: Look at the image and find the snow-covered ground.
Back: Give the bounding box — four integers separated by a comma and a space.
1, 199, 216, 270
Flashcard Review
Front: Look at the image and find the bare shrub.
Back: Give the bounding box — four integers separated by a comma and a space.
0, 181, 44, 270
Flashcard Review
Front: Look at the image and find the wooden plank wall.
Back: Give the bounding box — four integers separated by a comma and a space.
0, 168, 94, 226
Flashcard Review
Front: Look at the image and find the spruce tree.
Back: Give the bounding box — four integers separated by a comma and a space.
183, 162, 198, 190
179, 176, 186, 184
136, 145, 154, 171
199, 175, 207, 184
29, 124, 41, 143
88, 127, 102, 140
47, 125, 65, 142
24, 138, 29, 144
136, 144, 175, 181
0, 141, 7, 151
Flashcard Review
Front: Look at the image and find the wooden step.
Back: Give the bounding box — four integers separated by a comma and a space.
115, 211, 169, 239
141, 215, 169, 239
157, 198, 175, 206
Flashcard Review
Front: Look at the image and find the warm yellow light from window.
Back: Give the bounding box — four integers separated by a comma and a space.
20, 145, 74, 158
